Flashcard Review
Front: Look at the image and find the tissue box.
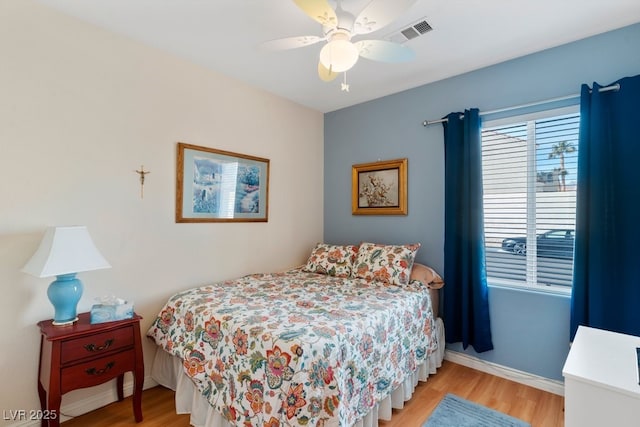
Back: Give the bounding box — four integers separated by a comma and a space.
90, 302, 134, 324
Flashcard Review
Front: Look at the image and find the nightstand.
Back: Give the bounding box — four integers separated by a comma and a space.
563, 326, 640, 427
37, 312, 144, 427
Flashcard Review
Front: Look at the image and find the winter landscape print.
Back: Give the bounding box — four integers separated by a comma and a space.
176, 143, 269, 222
192, 157, 260, 215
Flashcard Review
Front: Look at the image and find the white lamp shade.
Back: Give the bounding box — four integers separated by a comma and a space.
319, 39, 359, 73
22, 226, 111, 278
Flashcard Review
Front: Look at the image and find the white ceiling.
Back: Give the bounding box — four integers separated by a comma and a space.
36, 0, 640, 113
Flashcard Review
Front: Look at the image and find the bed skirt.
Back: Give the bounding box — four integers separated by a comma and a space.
151, 317, 444, 427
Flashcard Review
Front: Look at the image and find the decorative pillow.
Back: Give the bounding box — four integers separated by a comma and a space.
410, 263, 444, 289
410, 263, 444, 318
302, 243, 358, 278
353, 242, 421, 286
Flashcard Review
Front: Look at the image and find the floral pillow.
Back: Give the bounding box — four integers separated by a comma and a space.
353, 242, 421, 286
302, 243, 358, 278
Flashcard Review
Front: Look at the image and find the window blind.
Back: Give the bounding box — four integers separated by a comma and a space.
482, 112, 579, 290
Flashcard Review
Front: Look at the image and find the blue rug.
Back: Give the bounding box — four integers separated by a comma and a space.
423, 394, 530, 427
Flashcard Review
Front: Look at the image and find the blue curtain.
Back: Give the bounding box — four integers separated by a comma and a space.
442, 109, 493, 353
571, 74, 640, 340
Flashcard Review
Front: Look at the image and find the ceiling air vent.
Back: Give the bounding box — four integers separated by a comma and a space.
386, 18, 433, 44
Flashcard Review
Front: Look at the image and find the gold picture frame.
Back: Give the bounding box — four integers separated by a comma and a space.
352, 158, 407, 215
176, 142, 269, 223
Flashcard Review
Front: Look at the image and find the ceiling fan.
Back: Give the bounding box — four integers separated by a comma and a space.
262, 0, 418, 90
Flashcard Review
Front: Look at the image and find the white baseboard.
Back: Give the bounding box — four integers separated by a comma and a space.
444, 350, 565, 396
6, 376, 158, 427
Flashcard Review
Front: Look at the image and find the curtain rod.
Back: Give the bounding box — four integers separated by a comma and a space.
422, 83, 620, 126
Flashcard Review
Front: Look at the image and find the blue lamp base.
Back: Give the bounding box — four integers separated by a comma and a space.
47, 273, 84, 326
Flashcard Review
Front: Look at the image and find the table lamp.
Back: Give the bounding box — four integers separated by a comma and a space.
22, 226, 111, 326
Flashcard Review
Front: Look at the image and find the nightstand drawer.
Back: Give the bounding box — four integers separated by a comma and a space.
60, 326, 134, 364
60, 349, 136, 394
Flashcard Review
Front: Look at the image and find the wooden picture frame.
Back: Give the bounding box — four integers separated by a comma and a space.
176, 142, 269, 223
352, 158, 407, 215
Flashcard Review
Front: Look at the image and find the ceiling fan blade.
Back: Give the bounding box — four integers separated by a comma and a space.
354, 0, 418, 35
292, 0, 337, 27
260, 35, 324, 51
355, 40, 415, 62
318, 61, 339, 82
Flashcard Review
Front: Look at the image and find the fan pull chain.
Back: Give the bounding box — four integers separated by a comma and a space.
341, 73, 350, 92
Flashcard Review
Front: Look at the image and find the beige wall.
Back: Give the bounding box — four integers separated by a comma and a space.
0, 1, 323, 423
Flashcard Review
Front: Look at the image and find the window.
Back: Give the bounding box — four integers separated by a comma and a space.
481, 108, 579, 292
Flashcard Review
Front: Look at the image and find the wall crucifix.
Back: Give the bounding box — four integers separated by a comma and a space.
134, 165, 150, 199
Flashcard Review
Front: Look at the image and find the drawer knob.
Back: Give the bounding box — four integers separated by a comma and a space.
85, 362, 115, 376
84, 338, 114, 352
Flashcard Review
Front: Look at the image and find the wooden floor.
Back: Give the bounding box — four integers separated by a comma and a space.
61, 360, 564, 427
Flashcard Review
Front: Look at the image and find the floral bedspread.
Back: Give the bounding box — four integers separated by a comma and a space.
147, 269, 437, 427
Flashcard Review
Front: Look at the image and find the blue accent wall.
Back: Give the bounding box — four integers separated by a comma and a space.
324, 23, 640, 381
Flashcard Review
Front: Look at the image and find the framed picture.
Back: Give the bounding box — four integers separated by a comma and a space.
352, 158, 407, 215
176, 142, 269, 222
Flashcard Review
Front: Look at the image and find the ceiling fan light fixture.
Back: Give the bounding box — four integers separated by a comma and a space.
319, 39, 359, 73
269, 0, 419, 87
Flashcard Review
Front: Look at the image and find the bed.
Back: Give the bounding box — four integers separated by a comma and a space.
147, 242, 445, 427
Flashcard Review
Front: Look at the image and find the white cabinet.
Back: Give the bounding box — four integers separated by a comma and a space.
562, 326, 640, 427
